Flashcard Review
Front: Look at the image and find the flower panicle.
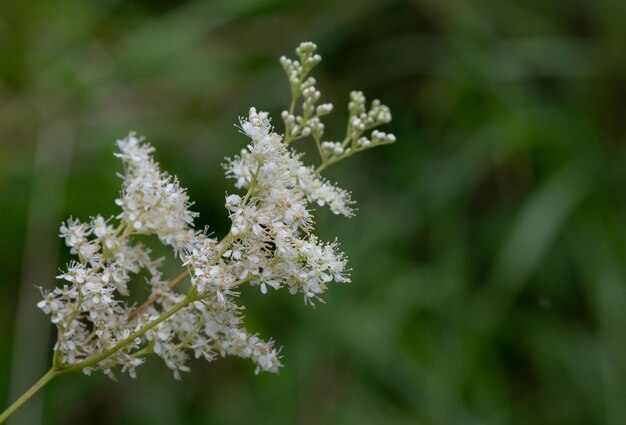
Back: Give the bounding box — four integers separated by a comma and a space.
38, 41, 394, 380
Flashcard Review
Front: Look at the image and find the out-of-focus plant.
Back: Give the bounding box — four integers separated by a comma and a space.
0, 42, 395, 424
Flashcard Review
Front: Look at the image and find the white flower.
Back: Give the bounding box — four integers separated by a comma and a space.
37, 41, 394, 381
114, 133, 199, 253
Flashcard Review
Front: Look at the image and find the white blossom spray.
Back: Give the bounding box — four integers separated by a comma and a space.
0, 41, 395, 423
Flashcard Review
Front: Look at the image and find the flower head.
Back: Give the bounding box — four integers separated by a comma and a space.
38, 41, 394, 381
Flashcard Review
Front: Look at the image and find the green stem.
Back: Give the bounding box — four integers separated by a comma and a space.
241, 169, 258, 207
58, 291, 196, 374
316, 138, 395, 173
0, 290, 197, 423
131, 341, 154, 358
312, 134, 326, 164
288, 94, 297, 115
126, 269, 190, 322
0, 368, 58, 424
174, 322, 203, 350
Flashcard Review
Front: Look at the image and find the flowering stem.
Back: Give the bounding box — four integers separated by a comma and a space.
1, 290, 199, 424
175, 321, 203, 350
3, 225, 244, 422
58, 291, 197, 374
126, 269, 190, 321
312, 134, 326, 164
131, 341, 154, 358
126, 203, 254, 323
1, 135, 263, 425
0, 368, 59, 424
316, 138, 395, 173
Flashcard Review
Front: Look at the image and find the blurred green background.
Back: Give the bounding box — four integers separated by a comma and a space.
1, 0, 626, 424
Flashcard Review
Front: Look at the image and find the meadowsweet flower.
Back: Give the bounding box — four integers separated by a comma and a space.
114, 134, 199, 253
36, 41, 395, 383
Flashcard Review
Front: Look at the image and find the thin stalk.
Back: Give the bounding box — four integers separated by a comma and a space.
283, 93, 299, 145
131, 341, 154, 359
126, 269, 190, 322
0, 368, 58, 424
312, 134, 326, 164
316, 138, 395, 173
58, 291, 196, 374
1, 289, 198, 423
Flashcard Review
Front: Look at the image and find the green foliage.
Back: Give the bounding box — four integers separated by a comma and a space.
1, 0, 626, 424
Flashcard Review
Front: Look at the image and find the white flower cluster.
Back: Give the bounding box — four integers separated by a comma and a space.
37, 42, 394, 381
279, 42, 395, 172
114, 136, 198, 253
220, 108, 351, 303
